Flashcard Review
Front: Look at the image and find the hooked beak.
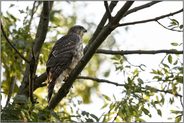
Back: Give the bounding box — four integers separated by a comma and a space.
83, 28, 87, 33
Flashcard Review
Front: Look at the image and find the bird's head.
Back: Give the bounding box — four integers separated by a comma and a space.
67, 25, 87, 37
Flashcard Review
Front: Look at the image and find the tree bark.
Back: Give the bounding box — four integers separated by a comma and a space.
17, 1, 53, 98
48, 1, 134, 110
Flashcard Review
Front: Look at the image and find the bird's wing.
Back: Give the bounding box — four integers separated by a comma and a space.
46, 34, 80, 102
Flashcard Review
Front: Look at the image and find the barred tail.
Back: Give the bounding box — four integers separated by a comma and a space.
47, 79, 56, 103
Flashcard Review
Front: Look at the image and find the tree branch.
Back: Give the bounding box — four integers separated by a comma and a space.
104, 1, 112, 21
17, 1, 53, 97
96, 49, 183, 55
33, 1, 53, 58
28, 1, 41, 28
77, 76, 182, 97
116, 9, 183, 27
48, 1, 134, 110
124, 1, 161, 17
28, 1, 36, 28
1, 23, 30, 63
29, 48, 36, 104
84, 1, 118, 52
77, 76, 125, 86
156, 20, 183, 32
34, 72, 47, 90
111, 1, 135, 25
33, 48, 182, 92
143, 85, 182, 97
5, 77, 16, 107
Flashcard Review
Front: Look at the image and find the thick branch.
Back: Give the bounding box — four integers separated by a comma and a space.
116, 9, 183, 27
34, 72, 47, 90
18, 1, 53, 96
96, 49, 183, 55
1, 23, 30, 63
124, 1, 161, 17
104, 1, 112, 21
48, 1, 134, 110
33, 1, 53, 57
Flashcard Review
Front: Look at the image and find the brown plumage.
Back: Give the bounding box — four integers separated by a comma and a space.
46, 25, 87, 103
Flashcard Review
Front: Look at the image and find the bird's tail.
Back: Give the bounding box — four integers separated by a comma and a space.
48, 79, 56, 103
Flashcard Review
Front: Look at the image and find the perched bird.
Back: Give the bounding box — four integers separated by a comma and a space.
46, 25, 87, 102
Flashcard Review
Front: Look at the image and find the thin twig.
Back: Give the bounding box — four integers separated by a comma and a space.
156, 20, 182, 32
77, 76, 182, 97
112, 113, 119, 122
28, 1, 41, 28
116, 9, 183, 27
104, 1, 112, 21
112, 102, 122, 122
180, 96, 184, 108
124, 1, 161, 17
122, 55, 146, 71
28, 1, 36, 28
77, 76, 125, 86
143, 85, 182, 97
1, 23, 30, 63
96, 49, 183, 55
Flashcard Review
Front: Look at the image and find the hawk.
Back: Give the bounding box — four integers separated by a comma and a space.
46, 25, 87, 102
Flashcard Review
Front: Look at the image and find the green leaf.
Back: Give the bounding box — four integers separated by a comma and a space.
90, 114, 99, 122
9, 4, 15, 8
109, 103, 115, 111
137, 78, 143, 84
179, 25, 183, 29
156, 95, 159, 101
113, 94, 116, 101
152, 76, 162, 81
7, 12, 17, 22
157, 109, 162, 116
175, 115, 182, 123
19, 10, 25, 14
171, 110, 182, 114
103, 70, 110, 77
170, 18, 179, 25
160, 93, 165, 105
169, 97, 174, 104
82, 111, 89, 116
162, 63, 169, 68
173, 60, 178, 65
142, 108, 149, 115
101, 103, 108, 109
168, 55, 172, 64
102, 94, 111, 101
127, 77, 132, 83
171, 42, 178, 46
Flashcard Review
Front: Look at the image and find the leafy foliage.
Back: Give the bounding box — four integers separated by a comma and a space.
1, 1, 183, 122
